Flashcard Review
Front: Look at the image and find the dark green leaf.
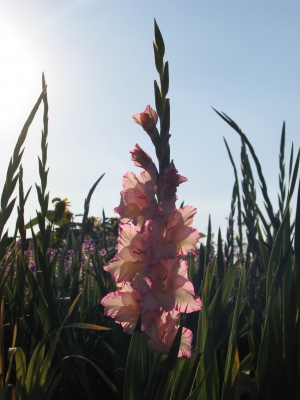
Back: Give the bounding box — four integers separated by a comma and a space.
123, 332, 149, 400
161, 61, 169, 97
154, 18, 165, 57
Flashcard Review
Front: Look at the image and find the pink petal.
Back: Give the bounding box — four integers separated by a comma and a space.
131, 274, 151, 295
118, 224, 150, 259
140, 294, 159, 312
132, 113, 142, 125
101, 291, 123, 318
103, 257, 122, 279
178, 328, 193, 358
178, 259, 188, 278
117, 261, 144, 282
175, 229, 200, 256
130, 144, 152, 168
151, 242, 177, 262
180, 206, 198, 227
122, 171, 139, 191
132, 105, 158, 130
145, 312, 192, 357
174, 279, 202, 313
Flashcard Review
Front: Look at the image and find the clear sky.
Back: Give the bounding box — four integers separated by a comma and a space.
0, 0, 299, 239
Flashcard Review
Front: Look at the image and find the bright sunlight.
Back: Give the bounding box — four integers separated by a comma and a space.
0, 22, 39, 141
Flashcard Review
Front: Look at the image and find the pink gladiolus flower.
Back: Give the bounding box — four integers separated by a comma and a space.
132, 105, 158, 131
146, 312, 193, 357
101, 284, 157, 334
104, 224, 151, 294
140, 258, 201, 313
114, 170, 158, 230
130, 144, 158, 183
130, 144, 152, 169
150, 206, 200, 262
101, 286, 141, 334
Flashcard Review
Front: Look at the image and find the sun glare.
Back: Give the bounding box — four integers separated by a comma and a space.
0, 21, 40, 140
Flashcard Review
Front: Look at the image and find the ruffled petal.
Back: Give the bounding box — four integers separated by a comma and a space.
178, 328, 193, 358
174, 279, 202, 313
101, 291, 123, 318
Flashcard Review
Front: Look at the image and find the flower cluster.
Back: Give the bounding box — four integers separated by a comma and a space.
101, 106, 201, 358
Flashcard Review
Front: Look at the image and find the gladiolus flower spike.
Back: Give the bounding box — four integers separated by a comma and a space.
101, 138, 201, 358
101, 25, 201, 358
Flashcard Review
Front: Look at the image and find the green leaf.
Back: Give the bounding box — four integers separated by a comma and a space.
257, 224, 270, 271
123, 332, 149, 400
208, 260, 237, 327
266, 207, 290, 303
256, 321, 273, 398
164, 318, 184, 372
25, 270, 51, 333
214, 109, 279, 231
60, 355, 118, 395
169, 353, 201, 399
185, 362, 213, 400
24, 216, 39, 229
2, 174, 19, 208
154, 18, 165, 57
61, 291, 82, 327
161, 61, 169, 97
286, 148, 300, 211
221, 266, 245, 400
188, 253, 195, 284
13, 348, 27, 396
160, 97, 170, 137
195, 244, 205, 295
26, 342, 46, 394
154, 80, 163, 119
0, 88, 44, 238
38, 334, 62, 392
153, 42, 164, 75
63, 323, 111, 331
196, 295, 219, 399
80, 173, 105, 245
216, 228, 225, 283
160, 98, 170, 172
289, 143, 294, 183
144, 354, 164, 400
266, 242, 291, 320
205, 215, 212, 266
0, 197, 16, 230
203, 258, 216, 301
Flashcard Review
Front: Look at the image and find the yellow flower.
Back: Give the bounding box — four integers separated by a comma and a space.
53, 198, 72, 223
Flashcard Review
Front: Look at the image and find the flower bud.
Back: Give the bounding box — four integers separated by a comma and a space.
133, 105, 160, 147
133, 105, 158, 131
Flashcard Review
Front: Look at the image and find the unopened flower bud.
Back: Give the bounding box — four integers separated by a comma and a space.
133, 105, 160, 157
132, 105, 158, 132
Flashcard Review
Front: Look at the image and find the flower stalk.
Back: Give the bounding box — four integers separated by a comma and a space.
101, 20, 201, 357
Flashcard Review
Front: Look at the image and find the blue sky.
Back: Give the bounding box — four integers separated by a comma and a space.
0, 0, 299, 239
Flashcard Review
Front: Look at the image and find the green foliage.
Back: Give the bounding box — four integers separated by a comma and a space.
0, 76, 119, 399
